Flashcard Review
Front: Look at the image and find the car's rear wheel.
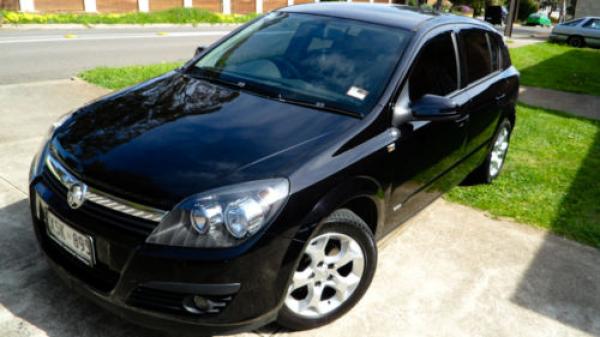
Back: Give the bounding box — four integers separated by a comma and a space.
465, 118, 512, 185
568, 36, 585, 48
277, 209, 377, 330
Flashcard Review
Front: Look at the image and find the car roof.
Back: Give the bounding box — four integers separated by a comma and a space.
280, 3, 487, 32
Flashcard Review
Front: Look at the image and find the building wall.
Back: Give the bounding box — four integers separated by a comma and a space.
96, 0, 138, 12
0, 0, 19, 10
150, 0, 183, 11
0, 0, 397, 14
263, 0, 287, 12
576, 0, 600, 18
231, 0, 254, 14
35, 0, 84, 12
193, 0, 221, 12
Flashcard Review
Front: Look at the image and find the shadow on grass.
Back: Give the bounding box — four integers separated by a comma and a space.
511, 113, 600, 334
517, 46, 600, 96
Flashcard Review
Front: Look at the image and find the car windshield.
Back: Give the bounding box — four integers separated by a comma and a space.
189, 12, 412, 116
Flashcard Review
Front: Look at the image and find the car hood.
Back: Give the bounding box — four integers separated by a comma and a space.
52, 72, 359, 209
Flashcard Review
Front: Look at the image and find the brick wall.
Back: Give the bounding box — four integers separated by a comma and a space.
97, 0, 138, 12
576, 0, 600, 18
0, 0, 19, 10
35, 0, 84, 12
263, 0, 287, 12
232, 0, 254, 14
194, 0, 221, 12
0, 0, 355, 14
150, 0, 183, 11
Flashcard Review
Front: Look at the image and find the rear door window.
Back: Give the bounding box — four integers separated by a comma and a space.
408, 32, 459, 101
460, 29, 493, 85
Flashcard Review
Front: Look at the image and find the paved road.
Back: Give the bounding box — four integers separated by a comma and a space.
0, 26, 235, 85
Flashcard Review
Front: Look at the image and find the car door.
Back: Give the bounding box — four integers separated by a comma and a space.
457, 28, 504, 161
582, 18, 600, 47
386, 30, 470, 230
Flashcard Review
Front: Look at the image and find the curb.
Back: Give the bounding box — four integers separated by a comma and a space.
0, 23, 242, 30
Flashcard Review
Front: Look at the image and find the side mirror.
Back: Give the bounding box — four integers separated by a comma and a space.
410, 94, 460, 121
195, 46, 206, 57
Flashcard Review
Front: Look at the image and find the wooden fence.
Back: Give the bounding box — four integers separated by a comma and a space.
4, 0, 395, 15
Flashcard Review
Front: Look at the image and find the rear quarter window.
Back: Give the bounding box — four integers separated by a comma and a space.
460, 29, 493, 85
487, 33, 500, 71
499, 38, 511, 69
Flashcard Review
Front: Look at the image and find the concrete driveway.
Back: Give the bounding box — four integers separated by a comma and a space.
1, 80, 599, 337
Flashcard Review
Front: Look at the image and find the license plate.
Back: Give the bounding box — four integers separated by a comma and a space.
47, 212, 95, 266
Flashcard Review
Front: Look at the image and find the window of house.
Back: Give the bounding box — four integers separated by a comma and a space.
408, 32, 458, 101
460, 29, 493, 85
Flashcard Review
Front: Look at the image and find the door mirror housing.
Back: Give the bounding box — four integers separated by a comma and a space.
411, 94, 460, 121
195, 46, 206, 57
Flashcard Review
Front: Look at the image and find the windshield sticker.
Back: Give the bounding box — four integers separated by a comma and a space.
347, 86, 369, 101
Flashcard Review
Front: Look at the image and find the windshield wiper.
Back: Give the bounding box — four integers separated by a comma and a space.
184, 66, 247, 89
184, 67, 362, 118
276, 94, 362, 118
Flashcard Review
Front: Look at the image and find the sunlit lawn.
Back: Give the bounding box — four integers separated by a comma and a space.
510, 42, 600, 96
448, 105, 600, 247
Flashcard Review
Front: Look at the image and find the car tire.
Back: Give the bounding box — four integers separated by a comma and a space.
277, 209, 377, 331
568, 36, 585, 48
465, 118, 513, 185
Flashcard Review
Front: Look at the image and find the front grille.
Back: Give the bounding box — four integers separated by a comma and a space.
42, 168, 158, 237
128, 286, 234, 316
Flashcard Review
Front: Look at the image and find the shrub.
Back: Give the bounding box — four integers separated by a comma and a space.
518, 0, 539, 21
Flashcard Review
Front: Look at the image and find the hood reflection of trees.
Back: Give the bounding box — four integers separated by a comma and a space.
57, 74, 240, 160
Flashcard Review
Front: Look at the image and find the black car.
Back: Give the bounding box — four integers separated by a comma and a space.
28, 3, 519, 334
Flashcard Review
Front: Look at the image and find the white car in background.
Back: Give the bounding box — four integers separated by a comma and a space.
550, 16, 600, 48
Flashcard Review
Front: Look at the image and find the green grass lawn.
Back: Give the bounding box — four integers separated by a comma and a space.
510, 42, 600, 96
0, 8, 256, 25
79, 62, 183, 90
448, 105, 600, 247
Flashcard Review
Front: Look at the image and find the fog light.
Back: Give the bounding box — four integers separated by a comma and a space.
192, 295, 210, 311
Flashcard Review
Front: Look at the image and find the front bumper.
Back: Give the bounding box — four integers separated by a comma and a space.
549, 33, 568, 42
29, 169, 303, 334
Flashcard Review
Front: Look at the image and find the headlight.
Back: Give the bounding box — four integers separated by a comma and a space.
29, 112, 73, 183
146, 178, 289, 248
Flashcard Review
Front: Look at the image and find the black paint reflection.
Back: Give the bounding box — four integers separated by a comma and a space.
57, 73, 239, 160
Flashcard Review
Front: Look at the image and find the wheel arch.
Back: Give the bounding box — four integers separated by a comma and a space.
297, 176, 386, 242
568, 34, 586, 47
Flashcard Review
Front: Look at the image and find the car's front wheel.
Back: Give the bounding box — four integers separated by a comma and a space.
277, 209, 377, 330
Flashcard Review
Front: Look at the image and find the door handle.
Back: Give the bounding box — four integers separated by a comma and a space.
495, 94, 507, 102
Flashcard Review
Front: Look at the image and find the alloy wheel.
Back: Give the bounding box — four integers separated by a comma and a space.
284, 232, 365, 318
489, 126, 510, 178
